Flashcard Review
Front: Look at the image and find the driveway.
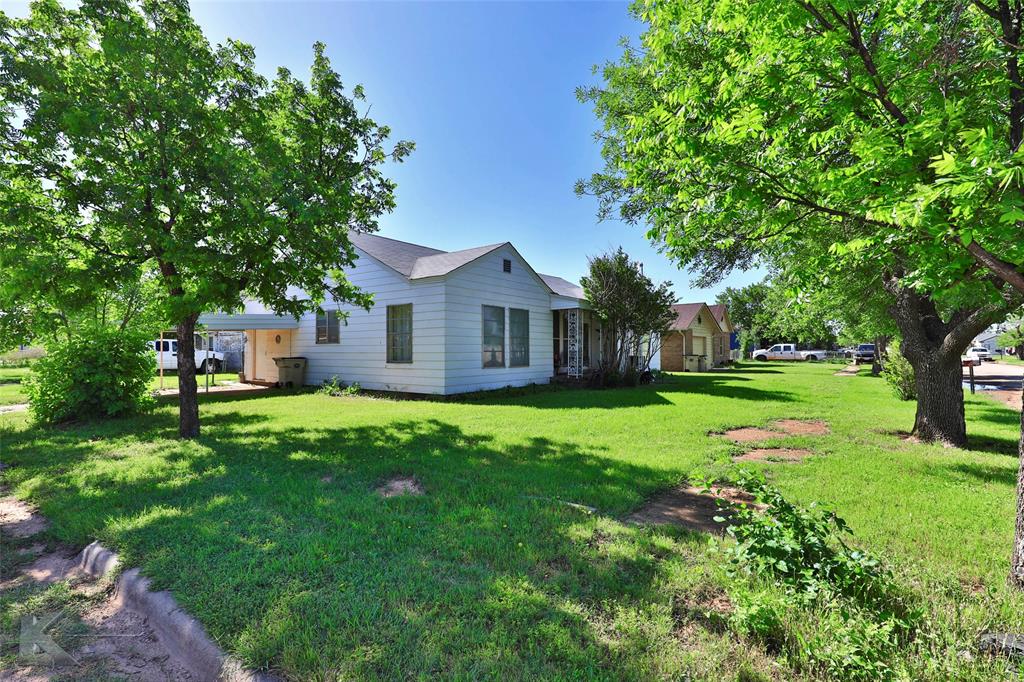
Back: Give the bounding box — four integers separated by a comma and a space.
963, 360, 1024, 391
965, 361, 1023, 412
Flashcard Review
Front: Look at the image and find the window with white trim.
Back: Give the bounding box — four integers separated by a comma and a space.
316, 309, 340, 344
509, 308, 529, 367
482, 305, 505, 368
387, 304, 413, 363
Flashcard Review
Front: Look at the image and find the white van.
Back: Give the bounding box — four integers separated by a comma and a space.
150, 340, 225, 373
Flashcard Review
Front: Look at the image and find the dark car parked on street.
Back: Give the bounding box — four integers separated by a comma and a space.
852, 343, 875, 364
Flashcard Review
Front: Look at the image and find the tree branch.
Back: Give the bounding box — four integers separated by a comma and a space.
963, 239, 1024, 294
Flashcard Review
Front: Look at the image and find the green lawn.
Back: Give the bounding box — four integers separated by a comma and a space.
148, 372, 239, 392
0, 369, 240, 408
0, 367, 29, 405
1, 363, 1022, 679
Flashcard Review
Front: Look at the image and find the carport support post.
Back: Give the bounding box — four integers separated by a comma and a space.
205, 332, 210, 393
159, 331, 164, 390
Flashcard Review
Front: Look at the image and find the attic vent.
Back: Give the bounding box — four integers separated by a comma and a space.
503, 258, 512, 273
697, 315, 702, 324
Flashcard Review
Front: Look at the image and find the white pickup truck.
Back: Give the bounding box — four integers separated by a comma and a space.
150, 340, 225, 373
751, 343, 825, 362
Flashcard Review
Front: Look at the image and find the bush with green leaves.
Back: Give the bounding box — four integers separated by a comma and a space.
882, 349, 917, 401
25, 326, 155, 423
715, 472, 922, 680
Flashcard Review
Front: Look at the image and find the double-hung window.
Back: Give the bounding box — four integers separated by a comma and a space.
387, 304, 413, 363
482, 305, 505, 368
509, 308, 529, 367
316, 309, 340, 344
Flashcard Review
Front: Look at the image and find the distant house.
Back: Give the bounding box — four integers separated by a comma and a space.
708, 304, 735, 364
653, 302, 732, 371
198, 232, 607, 394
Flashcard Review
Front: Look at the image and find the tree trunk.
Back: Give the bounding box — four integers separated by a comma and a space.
908, 352, 967, 446
886, 279, 1001, 447
871, 335, 884, 376
176, 313, 200, 439
1012, 388, 1024, 589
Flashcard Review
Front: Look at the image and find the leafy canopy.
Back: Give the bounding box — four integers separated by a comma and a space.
581, 247, 676, 372
0, 0, 413, 328
579, 0, 1022, 310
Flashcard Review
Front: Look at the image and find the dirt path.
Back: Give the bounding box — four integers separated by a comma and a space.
0, 493, 195, 681
983, 390, 1023, 412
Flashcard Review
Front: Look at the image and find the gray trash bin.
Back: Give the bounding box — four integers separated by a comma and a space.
273, 357, 307, 388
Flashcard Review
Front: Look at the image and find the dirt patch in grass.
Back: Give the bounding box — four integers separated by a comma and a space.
734, 448, 814, 463
717, 427, 779, 443
834, 364, 860, 377
983, 390, 1022, 412
626, 484, 756, 535
772, 419, 830, 435
0, 494, 48, 538
376, 475, 425, 498
0, 497, 197, 681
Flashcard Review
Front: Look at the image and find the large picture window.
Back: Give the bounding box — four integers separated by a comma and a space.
509, 308, 529, 367
316, 309, 340, 344
387, 304, 413, 363
482, 305, 505, 368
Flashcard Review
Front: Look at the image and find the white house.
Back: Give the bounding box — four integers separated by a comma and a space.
198, 232, 603, 395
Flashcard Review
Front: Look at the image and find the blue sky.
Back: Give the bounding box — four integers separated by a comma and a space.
10, 0, 765, 301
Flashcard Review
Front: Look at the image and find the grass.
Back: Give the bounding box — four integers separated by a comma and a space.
0, 368, 240, 407
1, 363, 1022, 680
0, 367, 29, 406
148, 372, 239, 391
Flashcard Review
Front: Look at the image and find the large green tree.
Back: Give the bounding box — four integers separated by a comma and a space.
581, 247, 676, 376
0, 0, 412, 437
581, 0, 1024, 585
579, 0, 1023, 445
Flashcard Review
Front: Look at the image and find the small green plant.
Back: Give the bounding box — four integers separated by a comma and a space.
318, 376, 360, 396
715, 472, 922, 680
882, 349, 916, 401
25, 326, 155, 423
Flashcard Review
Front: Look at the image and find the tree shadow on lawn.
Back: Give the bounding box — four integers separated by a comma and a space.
964, 401, 1021, 455
948, 461, 1018, 486
465, 373, 798, 410
0, 410, 713, 679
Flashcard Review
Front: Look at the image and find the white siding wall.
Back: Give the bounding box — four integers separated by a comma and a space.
443, 245, 554, 394
283, 247, 447, 394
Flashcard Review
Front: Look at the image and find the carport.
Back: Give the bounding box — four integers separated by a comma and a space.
197, 313, 300, 385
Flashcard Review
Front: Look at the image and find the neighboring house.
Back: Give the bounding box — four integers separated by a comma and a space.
973, 327, 1003, 353
655, 302, 730, 371
198, 233, 603, 395
708, 304, 735, 364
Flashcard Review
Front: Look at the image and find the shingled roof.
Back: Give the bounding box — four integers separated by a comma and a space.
409, 244, 507, 279
349, 232, 444, 277
349, 231, 558, 292
539, 274, 586, 300
668, 302, 722, 332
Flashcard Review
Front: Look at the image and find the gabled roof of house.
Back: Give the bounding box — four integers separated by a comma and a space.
709, 304, 732, 330
540, 274, 586, 300
409, 243, 506, 279
349, 232, 444, 277
668, 302, 723, 333
348, 231, 556, 292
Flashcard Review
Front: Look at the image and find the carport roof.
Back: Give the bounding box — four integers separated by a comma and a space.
197, 313, 299, 331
